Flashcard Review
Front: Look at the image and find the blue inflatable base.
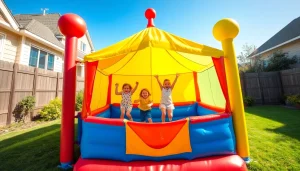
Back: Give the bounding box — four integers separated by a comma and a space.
58, 162, 73, 170
243, 157, 251, 163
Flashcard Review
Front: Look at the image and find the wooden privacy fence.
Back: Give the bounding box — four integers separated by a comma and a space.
240, 68, 300, 104
0, 61, 84, 126
1, 60, 299, 125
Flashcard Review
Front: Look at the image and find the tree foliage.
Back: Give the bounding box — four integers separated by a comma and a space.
13, 96, 36, 123
75, 90, 84, 111
245, 57, 264, 73
237, 43, 256, 64
246, 51, 297, 73
40, 98, 62, 121
264, 51, 297, 72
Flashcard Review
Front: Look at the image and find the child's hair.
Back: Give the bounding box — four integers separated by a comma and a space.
163, 79, 170, 84
122, 83, 132, 90
139, 88, 151, 97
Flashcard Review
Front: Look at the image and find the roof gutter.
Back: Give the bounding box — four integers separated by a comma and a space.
19, 29, 64, 53
0, 0, 20, 30
0, 20, 19, 33
0, 22, 64, 53
249, 35, 300, 58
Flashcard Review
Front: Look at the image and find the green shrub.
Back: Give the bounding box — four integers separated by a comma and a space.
13, 96, 36, 123
264, 51, 297, 72
40, 98, 62, 121
286, 94, 300, 106
245, 51, 297, 73
243, 96, 255, 107
75, 90, 84, 111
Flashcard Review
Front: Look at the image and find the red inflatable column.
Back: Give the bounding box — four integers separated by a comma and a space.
58, 14, 87, 169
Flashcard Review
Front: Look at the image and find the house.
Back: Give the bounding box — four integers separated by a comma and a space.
248, 16, 300, 68
0, 0, 94, 76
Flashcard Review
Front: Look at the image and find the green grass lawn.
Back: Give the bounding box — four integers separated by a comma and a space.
0, 106, 299, 171
246, 106, 300, 171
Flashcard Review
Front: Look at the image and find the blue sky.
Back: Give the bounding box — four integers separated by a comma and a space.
5, 0, 300, 54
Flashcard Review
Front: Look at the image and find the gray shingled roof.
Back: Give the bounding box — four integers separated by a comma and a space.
14, 13, 64, 49
14, 13, 94, 52
249, 16, 300, 57
14, 13, 62, 36
24, 19, 64, 48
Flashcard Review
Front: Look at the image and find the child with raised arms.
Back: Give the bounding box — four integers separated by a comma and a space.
115, 82, 139, 121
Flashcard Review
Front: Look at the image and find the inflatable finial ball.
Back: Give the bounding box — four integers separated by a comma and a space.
58, 14, 87, 38
213, 18, 239, 41
145, 8, 156, 28
145, 8, 156, 19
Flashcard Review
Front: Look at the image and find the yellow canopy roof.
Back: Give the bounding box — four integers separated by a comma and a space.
84, 27, 224, 76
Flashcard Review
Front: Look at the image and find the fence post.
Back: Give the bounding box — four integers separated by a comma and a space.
30, 67, 38, 121
258, 72, 265, 104
32, 67, 38, 97
242, 72, 247, 96
278, 71, 284, 97
7, 63, 19, 125
56, 72, 59, 97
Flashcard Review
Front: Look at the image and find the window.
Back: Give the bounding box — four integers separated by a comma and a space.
38, 51, 47, 69
29, 47, 39, 67
0, 33, 5, 59
29, 46, 55, 71
48, 54, 54, 71
80, 41, 86, 52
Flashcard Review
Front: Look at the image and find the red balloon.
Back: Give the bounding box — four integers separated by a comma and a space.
58, 14, 87, 38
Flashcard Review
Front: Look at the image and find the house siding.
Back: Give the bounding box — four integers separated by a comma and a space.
251, 39, 300, 66
19, 39, 30, 65
0, 2, 91, 77
284, 39, 300, 59
21, 38, 64, 71
78, 35, 92, 55
77, 34, 92, 77
76, 65, 82, 77
0, 28, 19, 63
54, 55, 63, 72
76, 64, 85, 77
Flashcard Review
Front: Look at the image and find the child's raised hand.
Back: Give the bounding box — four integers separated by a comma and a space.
176, 73, 180, 77
154, 75, 158, 79
115, 83, 119, 86
136, 82, 139, 85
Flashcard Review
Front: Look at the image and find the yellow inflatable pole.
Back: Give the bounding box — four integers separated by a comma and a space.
212, 19, 250, 162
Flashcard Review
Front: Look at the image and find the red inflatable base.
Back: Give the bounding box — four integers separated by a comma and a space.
74, 155, 247, 171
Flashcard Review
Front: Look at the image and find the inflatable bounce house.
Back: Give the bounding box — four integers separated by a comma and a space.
57, 8, 250, 171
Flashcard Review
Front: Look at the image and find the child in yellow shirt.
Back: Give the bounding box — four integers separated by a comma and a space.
134, 88, 153, 123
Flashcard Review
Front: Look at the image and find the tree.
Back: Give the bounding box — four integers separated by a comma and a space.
245, 56, 264, 73
237, 43, 256, 64
246, 51, 297, 73
264, 51, 297, 71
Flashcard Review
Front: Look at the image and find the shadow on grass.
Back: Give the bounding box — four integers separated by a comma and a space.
245, 105, 300, 141
0, 123, 80, 171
